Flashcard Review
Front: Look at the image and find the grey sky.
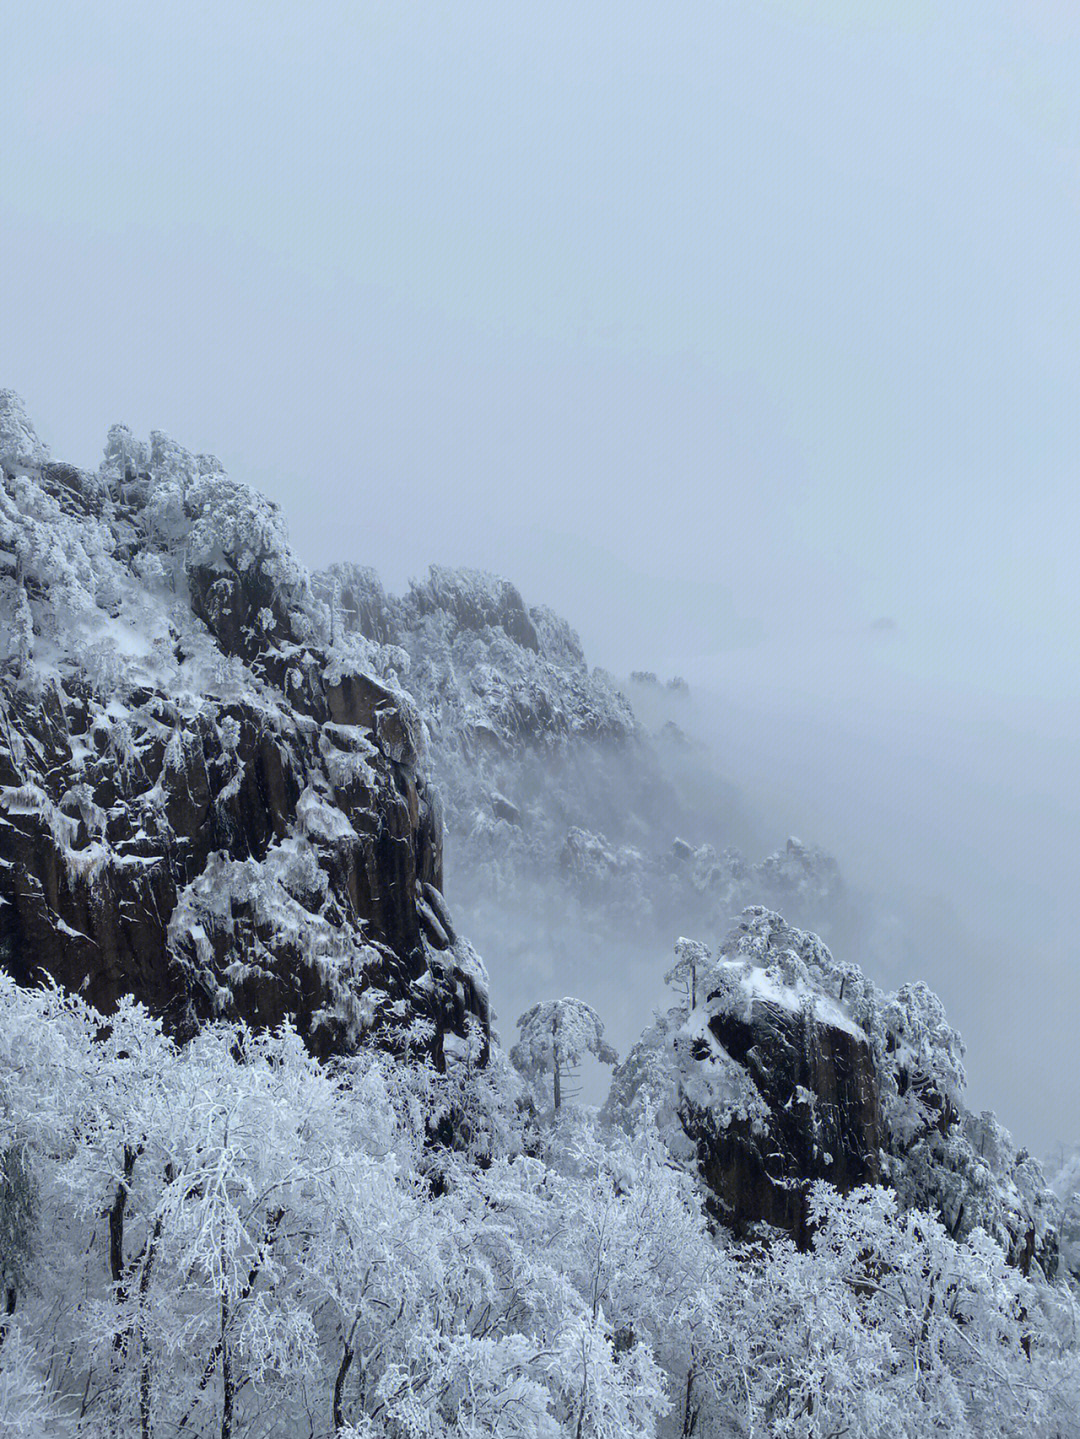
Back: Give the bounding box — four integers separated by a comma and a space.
3, 1, 1080, 1146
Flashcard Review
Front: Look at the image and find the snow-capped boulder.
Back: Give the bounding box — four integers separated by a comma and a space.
607, 908, 1059, 1270
690, 940, 882, 1242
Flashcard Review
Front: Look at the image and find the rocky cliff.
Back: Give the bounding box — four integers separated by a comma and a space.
316, 559, 862, 1057
691, 972, 882, 1244
605, 907, 1059, 1272
0, 393, 486, 1063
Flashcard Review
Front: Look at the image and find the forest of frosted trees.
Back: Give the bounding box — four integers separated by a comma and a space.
3, 955, 1080, 1439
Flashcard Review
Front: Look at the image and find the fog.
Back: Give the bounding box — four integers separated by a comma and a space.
4, 3, 1080, 1153
631, 633, 1080, 1152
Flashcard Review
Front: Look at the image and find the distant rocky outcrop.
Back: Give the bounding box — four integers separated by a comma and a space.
0, 400, 487, 1065
607, 908, 1060, 1272
410, 566, 541, 653
317, 556, 868, 1081
323, 560, 638, 756
691, 972, 882, 1243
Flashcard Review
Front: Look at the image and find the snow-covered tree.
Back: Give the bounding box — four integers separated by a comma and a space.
512, 998, 618, 1112
664, 936, 712, 1013
0, 392, 48, 479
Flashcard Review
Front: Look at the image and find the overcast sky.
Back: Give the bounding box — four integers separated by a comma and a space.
4, 1, 1080, 1147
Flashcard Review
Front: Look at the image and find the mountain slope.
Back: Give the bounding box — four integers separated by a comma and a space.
0, 393, 486, 1062
317, 558, 855, 1046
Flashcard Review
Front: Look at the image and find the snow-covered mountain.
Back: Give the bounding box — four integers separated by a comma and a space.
320, 503, 1061, 1277
2, 396, 1078, 1437
0, 391, 486, 1064
317, 558, 856, 1045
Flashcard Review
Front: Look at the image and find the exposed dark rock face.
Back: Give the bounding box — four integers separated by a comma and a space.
690, 993, 882, 1244
0, 409, 487, 1066
490, 792, 522, 826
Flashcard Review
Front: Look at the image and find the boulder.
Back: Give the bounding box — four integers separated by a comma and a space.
689, 981, 882, 1243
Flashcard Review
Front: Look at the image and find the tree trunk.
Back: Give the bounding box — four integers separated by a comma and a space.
220, 1289, 233, 1439
138, 1198, 167, 1439
0, 1284, 15, 1354
140, 1350, 153, 1439
110, 1146, 139, 1357
682, 1365, 698, 1436
552, 1014, 562, 1111
332, 1341, 354, 1433
109, 1146, 138, 1288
